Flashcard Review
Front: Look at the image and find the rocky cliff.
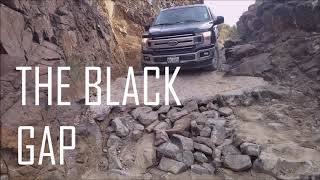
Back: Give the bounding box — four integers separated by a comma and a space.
225, 0, 320, 99
0, 0, 203, 179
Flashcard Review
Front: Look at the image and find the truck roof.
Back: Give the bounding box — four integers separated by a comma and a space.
162, 4, 208, 11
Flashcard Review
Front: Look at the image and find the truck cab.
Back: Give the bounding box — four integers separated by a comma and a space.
141, 4, 224, 71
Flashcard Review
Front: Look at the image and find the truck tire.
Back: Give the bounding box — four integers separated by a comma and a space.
204, 43, 220, 71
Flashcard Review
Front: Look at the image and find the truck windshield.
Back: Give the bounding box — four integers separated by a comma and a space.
154, 6, 210, 26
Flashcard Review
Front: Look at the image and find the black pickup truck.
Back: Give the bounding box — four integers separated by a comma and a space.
141, 4, 224, 71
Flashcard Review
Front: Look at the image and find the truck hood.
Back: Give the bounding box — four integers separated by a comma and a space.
148, 21, 213, 36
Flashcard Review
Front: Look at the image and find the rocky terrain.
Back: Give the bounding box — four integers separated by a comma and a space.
225, 0, 320, 99
86, 73, 320, 179
1, 0, 320, 179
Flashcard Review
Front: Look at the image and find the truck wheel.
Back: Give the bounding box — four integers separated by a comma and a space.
204, 43, 220, 71
213, 43, 221, 70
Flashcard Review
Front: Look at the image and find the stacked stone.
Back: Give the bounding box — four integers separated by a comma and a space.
100, 98, 261, 175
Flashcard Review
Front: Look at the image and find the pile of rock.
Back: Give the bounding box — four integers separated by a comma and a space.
100, 99, 261, 176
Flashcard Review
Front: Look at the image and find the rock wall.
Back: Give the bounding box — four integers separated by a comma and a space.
0, 1, 124, 179
237, 0, 320, 41
0, 0, 203, 179
225, 0, 320, 99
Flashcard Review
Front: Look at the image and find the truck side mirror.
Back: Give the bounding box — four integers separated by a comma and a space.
144, 25, 151, 31
214, 16, 224, 25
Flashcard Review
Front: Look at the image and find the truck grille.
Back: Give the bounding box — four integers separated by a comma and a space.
149, 34, 202, 50
154, 54, 196, 63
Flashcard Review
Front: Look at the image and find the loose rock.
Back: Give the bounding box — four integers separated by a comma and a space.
183, 100, 198, 112
194, 142, 213, 155
108, 146, 123, 170
202, 163, 215, 174
176, 151, 194, 166
158, 157, 188, 174
191, 120, 202, 136
240, 142, 261, 157
134, 123, 145, 131
132, 130, 143, 140
206, 118, 227, 128
194, 152, 208, 163
202, 110, 219, 119
155, 130, 169, 146
168, 109, 189, 122
111, 118, 129, 137
132, 107, 152, 119
222, 145, 241, 157
191, 163, 214, 175
157, 105, 171, 114
107, 134, 122, 148
213, 149, 222, 167
223, 155, 252, 171
172, 134, 194, 151
139, 111, 159, 126
193, 136, 214, 149
207, 102, 219, 110
94, 113, 107, 122
132, 107, 158, 125
166, 116, 192, 135
146, 120, 161, 132
200, 126, 211, 137
199, 106, 207, 112
211, 125, 226, 146
159, 114, 167, 121
194, 112, 207, 125
218, 107, 233, 117
157, 142, 180, 159
154, 121, 171, 131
